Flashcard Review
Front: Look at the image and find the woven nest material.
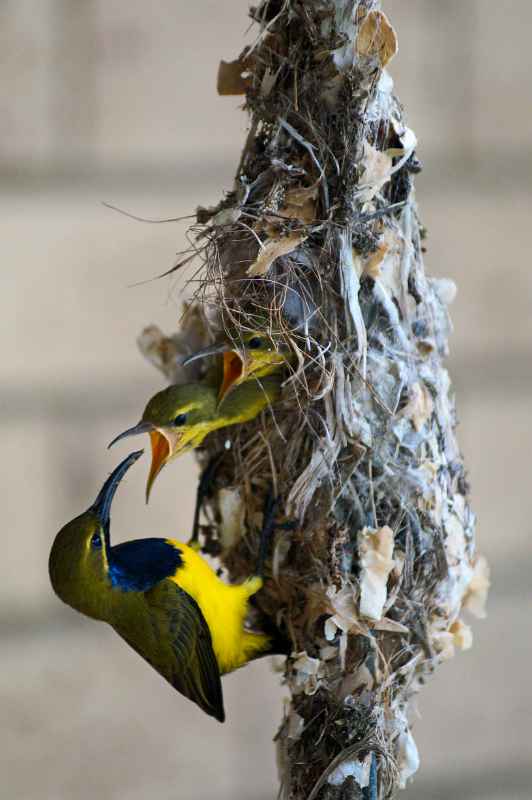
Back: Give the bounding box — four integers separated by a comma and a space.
139, 2, 488, 798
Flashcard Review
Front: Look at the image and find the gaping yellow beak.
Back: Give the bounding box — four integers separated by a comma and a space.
109, 421, 189, 503
145, 428, 188, 503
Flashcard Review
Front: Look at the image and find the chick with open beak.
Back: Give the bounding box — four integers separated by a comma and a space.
183, 330, 292, 404
109, 375, 282, 501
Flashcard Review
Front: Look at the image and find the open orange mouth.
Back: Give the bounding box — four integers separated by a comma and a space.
145, 430, 171, 502
220, 351, 244, 401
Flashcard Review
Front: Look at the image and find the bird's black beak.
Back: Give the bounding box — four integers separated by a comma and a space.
108, 421, 154, 449
91, 450, 144, 530
182, 341, 231, 366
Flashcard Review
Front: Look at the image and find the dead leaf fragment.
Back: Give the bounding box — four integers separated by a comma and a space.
431, 630, 455, 661
450, 619, 473, 651
356, 11, 398, 69
396, 727, 420, 789
373, 617, 410, 635
138, 325, 179, 376
292, 651, 324, 695
386, 125, 418, 160
137, 308, 211, 384
432, 616, 473, 661
325, 583, 367, 641
462, 555, 490, 618
212, 206, 242, 226
217, 58, 251, 95
279, 185, 318, 224
247, 232, 307, 276
217, 488, 245, 550
363, 240, 389, 279
399, 382, 434, 432
432, 277, 458, 306
358, 526, 395, 620
292, 652, 322, 676
358, 142, 393, 202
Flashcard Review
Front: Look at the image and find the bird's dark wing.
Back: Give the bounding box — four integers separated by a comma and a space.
112, 580, 225, 722
108, 538, 183, 591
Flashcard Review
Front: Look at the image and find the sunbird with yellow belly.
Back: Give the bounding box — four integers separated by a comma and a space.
109, 373, 281, 501
49, 450, 284, 722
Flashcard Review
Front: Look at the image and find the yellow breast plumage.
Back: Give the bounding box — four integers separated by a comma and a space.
170, 542, 269, 673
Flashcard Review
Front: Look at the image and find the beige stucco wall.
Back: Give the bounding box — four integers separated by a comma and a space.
2, 3, 531, 798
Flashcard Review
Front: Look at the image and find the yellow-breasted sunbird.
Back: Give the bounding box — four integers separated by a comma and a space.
109, 374, 281, 501
49, 450, 284, 722
183, 329, 293, 403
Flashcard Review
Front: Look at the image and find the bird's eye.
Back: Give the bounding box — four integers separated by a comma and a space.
248, 336, 263, 350
174, 413, 188, 427
91, 532, 102, 549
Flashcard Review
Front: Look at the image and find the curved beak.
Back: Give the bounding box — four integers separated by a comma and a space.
182, 341, 231, 366
108, 421, 154, 449
91, 450, 144, 531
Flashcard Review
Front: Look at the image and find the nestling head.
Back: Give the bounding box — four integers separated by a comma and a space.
108, 383, 219, 501
184, 329, 291, 401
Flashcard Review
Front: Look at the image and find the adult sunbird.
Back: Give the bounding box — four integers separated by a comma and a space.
109, 374, 281, 501
183, 329, 293, 403
49, 450, 282, 723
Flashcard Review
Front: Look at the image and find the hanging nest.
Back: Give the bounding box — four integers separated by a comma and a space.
138, 2, 488, 798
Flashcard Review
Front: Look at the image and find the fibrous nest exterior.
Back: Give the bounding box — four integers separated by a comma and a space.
139, 2, 488, 798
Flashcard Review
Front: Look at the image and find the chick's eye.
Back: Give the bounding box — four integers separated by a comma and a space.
248, 336, 263, 350
174, 413, 188, 427
91, 532, 102, 549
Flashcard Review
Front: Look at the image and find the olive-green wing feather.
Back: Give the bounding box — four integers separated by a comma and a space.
112, 580, 225, 722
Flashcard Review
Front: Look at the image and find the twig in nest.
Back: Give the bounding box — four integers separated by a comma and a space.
279, 118, 329, 211
102, 201, 196, 224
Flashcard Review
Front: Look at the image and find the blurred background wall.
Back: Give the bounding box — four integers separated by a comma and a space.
2, 2, 531, 798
